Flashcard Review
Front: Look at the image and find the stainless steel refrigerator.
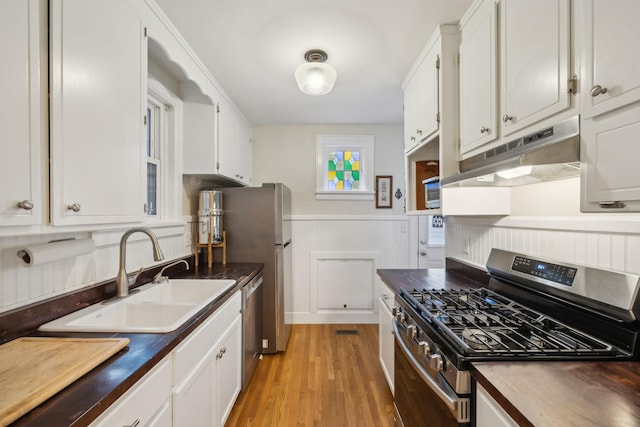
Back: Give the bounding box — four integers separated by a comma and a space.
221, 183, 292, 354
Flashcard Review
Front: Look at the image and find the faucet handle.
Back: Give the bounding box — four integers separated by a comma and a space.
127, 266, 144, 285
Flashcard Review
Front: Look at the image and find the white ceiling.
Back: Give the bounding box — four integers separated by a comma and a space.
154, 0, 473, 125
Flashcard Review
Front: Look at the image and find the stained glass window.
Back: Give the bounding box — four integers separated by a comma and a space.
328, 150, 360, 190
316, 135, 374, 200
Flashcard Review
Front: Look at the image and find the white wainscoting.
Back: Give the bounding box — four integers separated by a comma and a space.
446, 216, 640, 275
289, 215, 411, 324
0, 224, 188, 313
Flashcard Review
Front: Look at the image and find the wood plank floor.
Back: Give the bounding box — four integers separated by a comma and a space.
225, 324, 394, 427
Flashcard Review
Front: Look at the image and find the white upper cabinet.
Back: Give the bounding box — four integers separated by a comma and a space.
217, 98, 253, 186
499, 0, 571, 136
403, 38, 441, 153
403, 77, 420, 152
181, 82, 219, 175
459, 0, 498, 155
50, 0, 147, 225
582, 0, 640, 119
0, 0, 46, 226
580, 102, 640, 212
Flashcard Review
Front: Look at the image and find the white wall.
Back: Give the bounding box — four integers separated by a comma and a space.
0, 225, 189, 313
253, 124, 406, 215
253, 124, 410, 323
446, 177, 640, 275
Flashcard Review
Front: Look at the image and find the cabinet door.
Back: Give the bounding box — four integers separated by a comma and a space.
499, 0, 570, 136
173, 347, 216, 427
414, 42, 440, 144
459, 0, 498, 155
582, 0, 640, 118
378, 295, 394, 393
214, 315, 242, 427
403, 76, 419, 152
476, 383, 518, 427
50, 0, 146, 225
0, 0, 45, 226
581, 104, 640, 212
90, 358, 172, 427
217, 99, 252, 185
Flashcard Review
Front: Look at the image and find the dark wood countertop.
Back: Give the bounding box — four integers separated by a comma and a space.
378, 259, 640, 427
473, 361, 640, 427
9, 262, 263, 427
377, 258, 490, 293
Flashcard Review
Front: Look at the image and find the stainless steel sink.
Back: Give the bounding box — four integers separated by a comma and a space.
39, 279, 236, 333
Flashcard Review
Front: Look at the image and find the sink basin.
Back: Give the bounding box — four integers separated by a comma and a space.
39, 279, 236, 333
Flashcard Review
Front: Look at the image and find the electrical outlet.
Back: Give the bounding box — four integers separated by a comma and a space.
262, 339, 268, 349
400, 222, 407, 233
462, 237, 470, 255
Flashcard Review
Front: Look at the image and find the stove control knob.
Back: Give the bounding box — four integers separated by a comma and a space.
407, 325, 417, 339
391, 306, 400, 316
418, 341, 431, 358
429, 353, 443, 372
395, 312, 406, 324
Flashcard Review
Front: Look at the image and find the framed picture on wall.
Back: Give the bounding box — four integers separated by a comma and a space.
375, 175, 392, 208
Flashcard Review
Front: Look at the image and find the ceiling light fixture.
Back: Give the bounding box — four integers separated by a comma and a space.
294, 49, 337, 96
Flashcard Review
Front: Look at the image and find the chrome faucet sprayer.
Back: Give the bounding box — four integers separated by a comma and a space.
153, 259, 190, 284
115, 227, 164, 298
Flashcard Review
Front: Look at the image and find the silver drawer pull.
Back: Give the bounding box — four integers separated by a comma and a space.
598, 201, 625, 209
590, 84, 608, 97
480, 126, 490, 134
17, 200, 34, 210
502, 114, 513, 123
67, 203, 81, 212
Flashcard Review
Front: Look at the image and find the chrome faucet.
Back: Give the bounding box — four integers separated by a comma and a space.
115, 227, 164, 298
152, 259, 190, 284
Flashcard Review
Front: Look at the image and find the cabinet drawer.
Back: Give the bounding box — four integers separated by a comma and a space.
90, 357, 172, 427
173, 291, 241, 383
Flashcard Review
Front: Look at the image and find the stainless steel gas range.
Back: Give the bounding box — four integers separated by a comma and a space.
392, 249, 640, 427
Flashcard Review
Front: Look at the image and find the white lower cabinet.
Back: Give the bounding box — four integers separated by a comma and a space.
475, 383, 517, 427
90, 357, 172, 427
378, 290, 394, 394
92, 291, 242, 427
172, 291, 242, 427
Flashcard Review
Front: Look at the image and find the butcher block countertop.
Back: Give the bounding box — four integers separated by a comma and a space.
377, 259, 640, 427
6, 262, 263, 427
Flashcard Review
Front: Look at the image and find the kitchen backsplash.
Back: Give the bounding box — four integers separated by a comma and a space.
0, 227, 189, 314
446, 216, 640, 275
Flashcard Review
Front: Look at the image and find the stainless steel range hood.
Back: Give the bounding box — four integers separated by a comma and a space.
442, 116, 580, 187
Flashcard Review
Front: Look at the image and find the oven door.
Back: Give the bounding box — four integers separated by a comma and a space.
393, 320, 470, 427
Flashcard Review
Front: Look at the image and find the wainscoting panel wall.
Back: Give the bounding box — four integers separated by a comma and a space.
0, 225, 188, 313
290, 215, 410, 324
446, 216, 640, 275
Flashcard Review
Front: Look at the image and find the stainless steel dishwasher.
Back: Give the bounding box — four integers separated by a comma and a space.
242, 273, 263, 390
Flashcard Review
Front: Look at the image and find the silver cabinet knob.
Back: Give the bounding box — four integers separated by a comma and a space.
480, 126, 490, 134
502, 114, 513, 123
67, 203, 81, 212
410, 136, 416, 142
416, 129, 423, 135
590, 84, 608, 97
17, 200, 34, 210
420, 250, 427, 256
420, 239, 426, 244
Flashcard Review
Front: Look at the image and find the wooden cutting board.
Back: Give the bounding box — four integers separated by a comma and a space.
0, 337, 130, 426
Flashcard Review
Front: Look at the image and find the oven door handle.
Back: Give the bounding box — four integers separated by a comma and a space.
393, 319, 470, 423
